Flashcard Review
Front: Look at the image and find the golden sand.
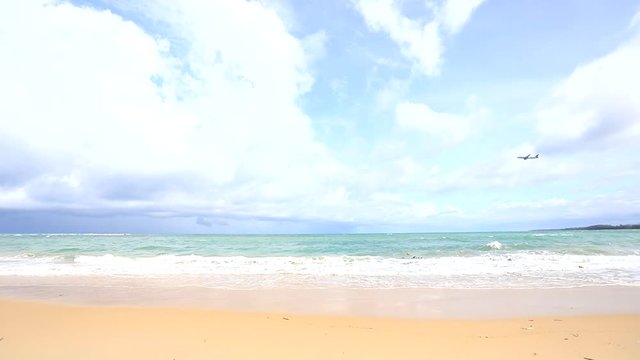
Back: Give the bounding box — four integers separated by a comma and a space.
1, 299, 639, 359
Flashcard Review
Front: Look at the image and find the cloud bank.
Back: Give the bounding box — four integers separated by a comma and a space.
0, 1, 638, 233
0, 1, 341, 228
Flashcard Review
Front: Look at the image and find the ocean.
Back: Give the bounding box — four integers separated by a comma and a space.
1, 231, 639, 289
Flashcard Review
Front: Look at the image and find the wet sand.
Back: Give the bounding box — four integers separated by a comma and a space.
0, 276, 639, 318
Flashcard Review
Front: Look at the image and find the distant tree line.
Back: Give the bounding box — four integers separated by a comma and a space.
562, 224, 640, 230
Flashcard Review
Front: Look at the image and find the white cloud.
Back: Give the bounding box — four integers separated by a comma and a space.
494, 198, 569, 211
0, 1, 343, 220
352, 0, 442, 76
0, 1, 191, 173
395, 101, 472, 143
1, 1, 467, 230
486, 193, 640, 227
352, 0, 485, 76
375, 77, 410, 110
302, 30, 328, 63
440, 0, 485, 34
535, 31, 640, 154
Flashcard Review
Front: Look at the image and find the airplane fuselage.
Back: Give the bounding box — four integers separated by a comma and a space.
517, 154, 539, 160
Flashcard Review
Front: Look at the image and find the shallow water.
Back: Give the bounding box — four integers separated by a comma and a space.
1, 231, 639, 289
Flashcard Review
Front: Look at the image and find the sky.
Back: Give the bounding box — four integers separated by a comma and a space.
1, 0, 640, 233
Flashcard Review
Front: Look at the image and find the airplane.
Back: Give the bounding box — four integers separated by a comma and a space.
517, 154, 539, 160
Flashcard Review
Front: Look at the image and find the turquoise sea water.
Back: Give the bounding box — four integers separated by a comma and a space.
1, 231, 639, 289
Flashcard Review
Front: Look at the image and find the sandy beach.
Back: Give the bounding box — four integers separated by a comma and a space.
0, 299, 638, 359
1, 282, 640, 359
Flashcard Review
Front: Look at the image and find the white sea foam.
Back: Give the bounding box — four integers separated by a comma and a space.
1, 253, 639, 289
486, 241, 502, 250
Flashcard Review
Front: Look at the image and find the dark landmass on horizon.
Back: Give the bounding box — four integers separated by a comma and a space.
535, 224, 640, 231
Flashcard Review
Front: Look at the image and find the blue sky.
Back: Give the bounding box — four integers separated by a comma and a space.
1, 0, 639, 233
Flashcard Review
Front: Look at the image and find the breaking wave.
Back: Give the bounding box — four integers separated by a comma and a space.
1, 253, 639, 289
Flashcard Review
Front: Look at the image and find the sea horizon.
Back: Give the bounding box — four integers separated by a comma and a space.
4, 225, 637, 236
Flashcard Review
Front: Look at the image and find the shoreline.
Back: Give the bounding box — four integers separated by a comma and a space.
1, 276, 639, 319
